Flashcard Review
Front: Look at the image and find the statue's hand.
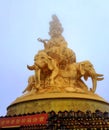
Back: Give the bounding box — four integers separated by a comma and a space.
37, 38, 43, 42
37, 38, 48, 43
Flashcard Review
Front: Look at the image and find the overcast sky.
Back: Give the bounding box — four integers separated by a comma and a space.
0, 0, 109, 116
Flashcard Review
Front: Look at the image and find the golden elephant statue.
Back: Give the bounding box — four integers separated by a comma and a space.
27, 51, 59, 88
58, 60, 104, 93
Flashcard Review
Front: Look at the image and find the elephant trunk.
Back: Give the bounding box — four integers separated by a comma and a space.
90, 73, 104, 93
90, 77, 97, 93
27, 64, 41, 88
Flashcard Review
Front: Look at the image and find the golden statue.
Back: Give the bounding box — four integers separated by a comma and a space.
23, 15, 103, 94
7, 15, 109, 116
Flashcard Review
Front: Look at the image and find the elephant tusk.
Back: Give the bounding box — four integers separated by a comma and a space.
97, 77, 104, 81
96, 73, 104, 77
27, 65, 35, 70
96, 73, 104, 81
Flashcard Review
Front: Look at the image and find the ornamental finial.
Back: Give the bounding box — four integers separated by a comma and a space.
49, 15, 64, 38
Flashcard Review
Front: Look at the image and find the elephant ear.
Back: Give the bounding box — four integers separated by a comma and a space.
79, 62, 85, 75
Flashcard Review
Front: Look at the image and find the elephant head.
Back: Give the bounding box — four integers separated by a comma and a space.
79, 60, 104, 93
27, 51, 59, 86
27, 51, 56, 70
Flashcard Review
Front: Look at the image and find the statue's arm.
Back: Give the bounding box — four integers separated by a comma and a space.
37, 38, 48, 49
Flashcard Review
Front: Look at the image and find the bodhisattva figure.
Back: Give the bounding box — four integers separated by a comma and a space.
37, 15, 76, 66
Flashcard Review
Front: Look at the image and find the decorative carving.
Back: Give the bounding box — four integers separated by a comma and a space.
23, 15, 103, 94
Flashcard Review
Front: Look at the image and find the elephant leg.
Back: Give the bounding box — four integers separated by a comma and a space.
35, 69, 41, 88
37, 69, 40, 85
50, 67, 59, 85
